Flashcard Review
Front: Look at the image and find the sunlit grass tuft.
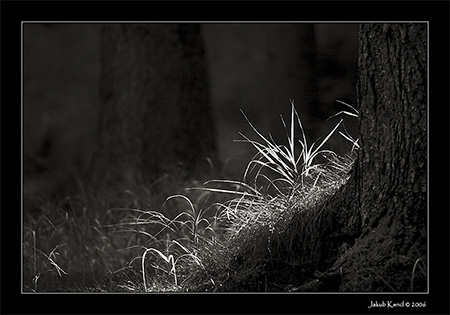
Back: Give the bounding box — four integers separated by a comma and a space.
236, 100, 348, 193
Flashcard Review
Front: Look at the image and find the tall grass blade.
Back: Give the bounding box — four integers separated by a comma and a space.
203, 179, 262, 196
307, 119, 342, 164
327, 100, 359, 120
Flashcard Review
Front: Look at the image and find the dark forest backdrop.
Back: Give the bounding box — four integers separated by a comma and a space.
16, 18, 443, 299
5, 0, 447, 306
23, 23, 358, 200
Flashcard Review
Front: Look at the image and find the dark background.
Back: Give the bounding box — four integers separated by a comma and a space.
23, 23, 358, 199
1, 1, 448, 314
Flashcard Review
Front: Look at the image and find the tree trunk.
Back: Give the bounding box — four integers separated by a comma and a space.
321, 23, 427, 291
89, 24, 216, 186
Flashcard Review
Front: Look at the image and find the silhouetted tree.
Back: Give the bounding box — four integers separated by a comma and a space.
89, 24, 216, 186
318, 23, 427, 291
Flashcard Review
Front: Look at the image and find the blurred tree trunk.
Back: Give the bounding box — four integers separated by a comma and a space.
263, 24, 319, 141
88, 24, 216, 186
318, 23, 427, 291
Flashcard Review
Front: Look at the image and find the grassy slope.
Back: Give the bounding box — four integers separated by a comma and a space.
23, 152, 356, 293
23, 105, 358, 292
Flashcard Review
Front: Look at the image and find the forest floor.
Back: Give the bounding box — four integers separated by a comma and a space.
23, 105, 365, 293
23, 150, 362, 292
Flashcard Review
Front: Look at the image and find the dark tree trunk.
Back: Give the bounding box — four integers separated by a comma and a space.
89, 24, 216, 186
321, 23, 427, 291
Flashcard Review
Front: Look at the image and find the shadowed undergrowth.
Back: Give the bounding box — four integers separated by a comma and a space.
23, 101, 359, 292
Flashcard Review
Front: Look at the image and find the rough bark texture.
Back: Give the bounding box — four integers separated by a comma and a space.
89, 24, 216, 186
321, 23, 427, 292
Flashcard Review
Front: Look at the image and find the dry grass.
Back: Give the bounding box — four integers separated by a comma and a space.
23, 100, 359, 292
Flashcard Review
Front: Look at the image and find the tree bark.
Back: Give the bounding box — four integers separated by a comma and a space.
322, 23, 427, 291
89, 24, 216, 186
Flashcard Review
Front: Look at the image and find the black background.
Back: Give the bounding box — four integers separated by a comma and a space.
1, 1, 449, 314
